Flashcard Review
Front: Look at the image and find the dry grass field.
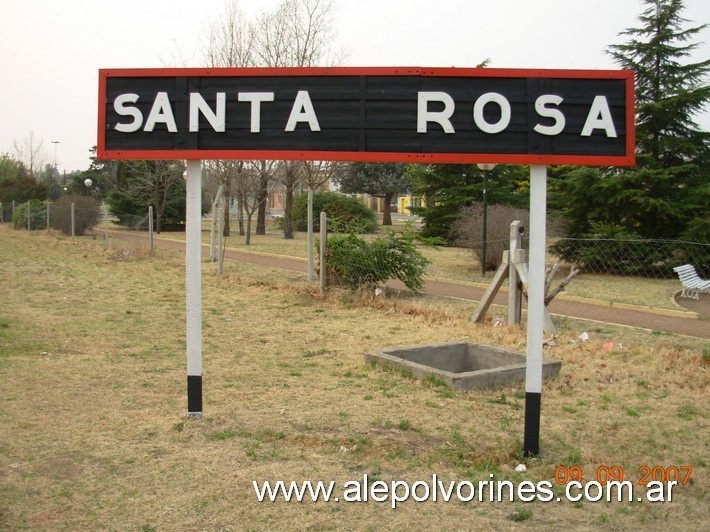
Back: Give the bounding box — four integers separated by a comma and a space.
0, 225, 707, 530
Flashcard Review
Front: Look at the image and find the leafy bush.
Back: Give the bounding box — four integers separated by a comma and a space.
12, 200, 47, 230
50, 194, 101, 236
452, 203, 529, 272
326, 234, 428, 292
293, 191, 377, 234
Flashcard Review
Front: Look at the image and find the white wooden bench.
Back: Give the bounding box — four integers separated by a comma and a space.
673, 264, 710, 300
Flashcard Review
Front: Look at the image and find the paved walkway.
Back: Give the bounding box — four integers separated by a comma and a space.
111, 232, 709, 340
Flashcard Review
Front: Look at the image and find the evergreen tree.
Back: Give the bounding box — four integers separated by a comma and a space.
107, 160, 187, 232
552, 0, 709, 239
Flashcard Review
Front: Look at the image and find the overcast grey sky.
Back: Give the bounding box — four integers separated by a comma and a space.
1, 0, 708, 172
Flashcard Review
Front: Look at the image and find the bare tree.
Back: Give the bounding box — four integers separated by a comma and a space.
202, 0, 342, 240
203, 0, 255, 69
13, 132, 47, 180
277, 161, 303, 239
202, 0, 255, 237
241, 160, 276, 244
252, 0, 342, 239
253, 0, 340, 68
205, 160, 244, 236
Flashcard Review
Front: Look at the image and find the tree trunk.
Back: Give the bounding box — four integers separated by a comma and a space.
223, 194, 231, 237
256, 174, 269, 235
236, 194, 244, 236
382, 193, 393, 226
245, 214, 252, 245
283, 181, 295, 239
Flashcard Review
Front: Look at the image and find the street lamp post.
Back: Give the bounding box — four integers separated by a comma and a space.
51, 140, 60, 169
477, 163, 497, 276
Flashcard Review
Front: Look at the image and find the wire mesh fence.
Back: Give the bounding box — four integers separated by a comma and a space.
549, 238, 710, 279
2, 199, 155, 258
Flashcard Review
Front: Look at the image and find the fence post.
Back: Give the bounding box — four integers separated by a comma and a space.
148, 206, 154, 255
27, 200, 31, 231
104, 204, 109, 249
210, 184, 224, 263
320, 211, 327, 294
71, 202, 76, 239
307, 188, 314, 282
508, 220, 523, 326
218, 201, 224, 274
46, 201, 50, 234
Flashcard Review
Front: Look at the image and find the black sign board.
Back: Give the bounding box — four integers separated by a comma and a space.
98, 67, 635, 166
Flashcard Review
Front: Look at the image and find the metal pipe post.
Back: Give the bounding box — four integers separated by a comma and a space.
523, 165, 547, 457
185, 161, 203, 418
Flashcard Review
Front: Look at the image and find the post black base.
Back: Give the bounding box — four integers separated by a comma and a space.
187, 375, 202, 417
523, 392, 541, 457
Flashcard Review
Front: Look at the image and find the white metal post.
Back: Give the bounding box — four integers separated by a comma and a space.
523, 165, 547, 457
186, 160, 203, 417
71, 202, 76, 239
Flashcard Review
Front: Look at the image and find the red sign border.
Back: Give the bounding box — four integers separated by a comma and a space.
97, 66, 635, 166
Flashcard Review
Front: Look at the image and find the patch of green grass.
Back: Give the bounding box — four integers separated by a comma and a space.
566, 448, 583, 464
303, 348, 329, 358
508, 507, 533, 522
209, 429, 237, 441
397, 419, 411, 431
424, 373, 448, 388
678, 404, 699, 421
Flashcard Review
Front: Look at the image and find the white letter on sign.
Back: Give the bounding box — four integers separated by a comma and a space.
285, 91, 321, 132
190, 93, 226, 132
144, 92, 178, 133
534, 95, 565, 136
581, 96, 617, 138
417, 92, 455, 133
238, 92, 275, 133
473, 92, 511, 134
114, 93, 143, 133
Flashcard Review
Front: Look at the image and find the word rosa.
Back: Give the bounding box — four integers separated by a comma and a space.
417, 91, 617, 138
